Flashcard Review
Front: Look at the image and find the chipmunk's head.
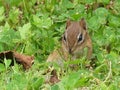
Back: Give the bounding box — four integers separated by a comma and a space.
62, 18, 87, 55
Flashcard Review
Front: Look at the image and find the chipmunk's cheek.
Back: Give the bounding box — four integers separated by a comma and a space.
70, 47, 76, 55
72, 45, 81, 54
72, 49, 77, 55
62, 42, 68, 52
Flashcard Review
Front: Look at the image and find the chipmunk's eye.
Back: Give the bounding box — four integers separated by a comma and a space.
78, 34, 82, 42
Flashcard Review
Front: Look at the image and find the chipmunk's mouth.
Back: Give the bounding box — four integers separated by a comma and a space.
68, 49, 75, 56
68, 48, 72, 54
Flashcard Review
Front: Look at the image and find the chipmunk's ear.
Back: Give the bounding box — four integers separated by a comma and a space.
79, 18, 87, 30
66, 19, 71, 29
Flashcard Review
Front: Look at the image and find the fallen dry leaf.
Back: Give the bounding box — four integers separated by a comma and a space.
0, 50, 34, 69
44, 69, 60, 85
49, 69, 60, 84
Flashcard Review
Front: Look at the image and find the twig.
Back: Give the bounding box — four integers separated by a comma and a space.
104, 61, 112, 83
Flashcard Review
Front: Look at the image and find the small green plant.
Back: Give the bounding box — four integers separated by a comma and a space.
0, 0, 120, 89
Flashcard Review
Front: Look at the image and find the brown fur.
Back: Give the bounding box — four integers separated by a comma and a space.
47, 18, 92, 65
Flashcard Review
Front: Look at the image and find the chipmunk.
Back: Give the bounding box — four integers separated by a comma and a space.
47, 18, 92, 66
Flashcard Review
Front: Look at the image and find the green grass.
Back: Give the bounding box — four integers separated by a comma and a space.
0, 0, 120, 90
